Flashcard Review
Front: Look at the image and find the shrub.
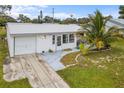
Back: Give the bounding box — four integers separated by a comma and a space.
48, 49, 53, 53
79, 43, 89, 55
96, 41, 104, 50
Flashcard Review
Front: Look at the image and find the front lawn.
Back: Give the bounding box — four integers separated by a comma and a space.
0, 27, 31, 88
58, 39, 124, 88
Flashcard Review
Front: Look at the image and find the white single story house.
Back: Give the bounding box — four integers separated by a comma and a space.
6, 23, 81, 57
7, 19, 124, 57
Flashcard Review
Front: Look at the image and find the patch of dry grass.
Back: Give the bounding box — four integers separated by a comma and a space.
60, 52, 80, 66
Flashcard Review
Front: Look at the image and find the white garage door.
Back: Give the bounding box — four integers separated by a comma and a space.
15, 36, 36, 55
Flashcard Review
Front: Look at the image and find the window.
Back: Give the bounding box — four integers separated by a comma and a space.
52, 35, 55, 44
69, 34, 74, 43
57, 36, 61, 46
63, 34, 68, 43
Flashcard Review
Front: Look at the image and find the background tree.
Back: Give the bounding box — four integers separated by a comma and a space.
118, 5, 124, 19
53, 18, 61, 23
17, 14, 31, 23
0, 5, 12, 15
0, 17, 7, 26
62, 18, 77, 24
0, 5, 12, 42
78, 17, 90, 24
32, 18, 39, 23
0, 16, 16, 26
43, 16, 53, 23
0, 5, 14, 26
38, 15, 41, 23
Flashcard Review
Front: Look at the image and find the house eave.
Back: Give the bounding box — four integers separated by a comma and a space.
10, 31, 78, 36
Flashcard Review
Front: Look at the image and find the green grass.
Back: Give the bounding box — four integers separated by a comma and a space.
58, 39, 124, 88
0, 28, 31, 88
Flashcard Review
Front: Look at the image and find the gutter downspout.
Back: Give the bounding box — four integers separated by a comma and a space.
13, 36, 15, 57
35, 34, 37, 54
55, 35, 57, 52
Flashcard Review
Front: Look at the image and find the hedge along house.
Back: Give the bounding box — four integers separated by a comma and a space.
6, 23, 81, 57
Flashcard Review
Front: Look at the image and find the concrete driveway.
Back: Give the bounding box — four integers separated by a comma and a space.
4, 54, 69, 88
41, 48, 79, 71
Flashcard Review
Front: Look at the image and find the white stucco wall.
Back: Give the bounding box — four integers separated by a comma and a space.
8, 33, 77, 57
6, 25, 14, 57
36, 33, 77, 52
36, 34, 54, 53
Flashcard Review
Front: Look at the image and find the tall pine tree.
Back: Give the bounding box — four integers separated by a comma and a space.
118, 5, 124, 19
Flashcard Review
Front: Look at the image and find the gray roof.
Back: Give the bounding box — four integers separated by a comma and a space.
7, 23, 81, 35
106, 19, 124, 28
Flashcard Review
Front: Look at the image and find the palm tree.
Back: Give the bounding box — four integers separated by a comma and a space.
82, 10, 121, 50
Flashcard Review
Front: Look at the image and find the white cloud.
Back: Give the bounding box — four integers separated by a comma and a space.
11, 5, 48, 13
54, 13, 76, 19
44, 12, 80, 19
103, 12, 119, 19
9, 5, 81, 20
10, 5, 48, 19
10, 12, 37, 19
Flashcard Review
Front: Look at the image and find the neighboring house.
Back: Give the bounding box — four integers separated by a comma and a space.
106, 19, 124, 35
6, 23, 81, 57
106, 19, 124, 28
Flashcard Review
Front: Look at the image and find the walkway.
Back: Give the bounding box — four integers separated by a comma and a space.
42, 48, 79, 71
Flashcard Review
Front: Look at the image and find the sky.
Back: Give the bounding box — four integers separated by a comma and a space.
10, 5, 120, 19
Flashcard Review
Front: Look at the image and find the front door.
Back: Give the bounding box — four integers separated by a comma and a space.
56, 36, 62, 50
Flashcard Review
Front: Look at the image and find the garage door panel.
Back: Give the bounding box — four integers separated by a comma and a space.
15, 36, 36, 55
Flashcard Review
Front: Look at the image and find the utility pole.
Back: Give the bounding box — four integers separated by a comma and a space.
52, 8, 54, 23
